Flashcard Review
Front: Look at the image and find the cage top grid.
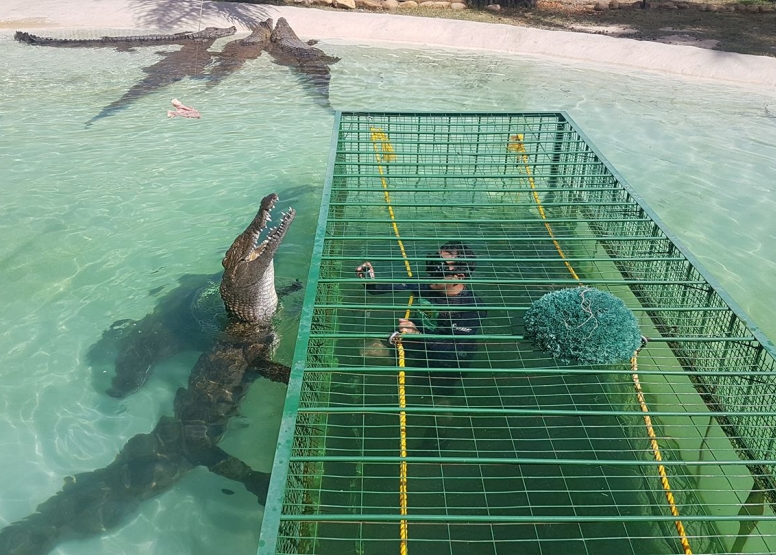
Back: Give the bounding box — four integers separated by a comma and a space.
258, 112, 776, 555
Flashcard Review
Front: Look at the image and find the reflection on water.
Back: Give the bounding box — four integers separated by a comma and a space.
0, 31, 775, 554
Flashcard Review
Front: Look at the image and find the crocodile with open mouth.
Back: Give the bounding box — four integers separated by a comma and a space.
0, 194, 297, 555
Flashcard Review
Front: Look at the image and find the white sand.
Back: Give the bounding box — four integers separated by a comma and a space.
2, 0, 776, 87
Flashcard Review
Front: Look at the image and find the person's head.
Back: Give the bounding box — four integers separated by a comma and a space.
425, 241, 476, 293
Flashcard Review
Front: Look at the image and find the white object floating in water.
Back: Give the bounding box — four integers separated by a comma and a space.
167, 98, 201, 119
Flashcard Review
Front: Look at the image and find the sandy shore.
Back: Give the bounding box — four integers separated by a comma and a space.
2, 0, 776, 87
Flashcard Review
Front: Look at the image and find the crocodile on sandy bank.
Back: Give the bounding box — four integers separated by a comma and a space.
209, 17, 339, 103
0, 194, 297, 555
14, 26, 237, 51
267, 17, 340, 106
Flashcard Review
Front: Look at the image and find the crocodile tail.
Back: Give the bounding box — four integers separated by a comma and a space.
0, 518, 58, 555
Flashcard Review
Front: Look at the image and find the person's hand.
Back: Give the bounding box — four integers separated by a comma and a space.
397, 318, 419, 334
388, 318, 420, 345
355, 261, 375, 279
388, 320, 419, 345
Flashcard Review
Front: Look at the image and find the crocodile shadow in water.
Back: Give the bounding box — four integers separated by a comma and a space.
84, 40, 219, 127
15, 18, 339, 125
17, 27, 237, 127
0, 193, 299, 555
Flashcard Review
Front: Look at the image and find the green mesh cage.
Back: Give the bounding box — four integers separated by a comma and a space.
258, 112, 776, 555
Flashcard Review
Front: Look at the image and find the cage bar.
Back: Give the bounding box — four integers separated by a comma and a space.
258, 112, 776, 555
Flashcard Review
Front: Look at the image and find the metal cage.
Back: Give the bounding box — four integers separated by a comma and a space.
258, 112, 776, 555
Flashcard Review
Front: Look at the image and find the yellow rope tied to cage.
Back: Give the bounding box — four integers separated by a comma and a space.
509, 134, 692, 555
508, 134, 580, 282
371, 126, 410, 555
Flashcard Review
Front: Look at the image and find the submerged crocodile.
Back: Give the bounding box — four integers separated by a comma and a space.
14, 18, 338, 123
0, 194, 297, 555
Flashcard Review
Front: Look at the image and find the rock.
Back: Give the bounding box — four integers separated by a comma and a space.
397, 0, 418, 7
707, 3, 718, 10
311, 0, 333, 5
356, 0, 384, 8
594, 1, 608, 9
333, 0, 356, 7
745, 4, 759, 12
676, 1, 689, 8
360, 339, 390, 360
451, 1, 467, 8
432, 1, 452, 6
383, 0, 400, 7
609, 0, 619, 8
485, 3, 501, 10
761, 5, 775, 12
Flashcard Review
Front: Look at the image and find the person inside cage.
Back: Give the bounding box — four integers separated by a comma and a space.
355, 241, 487, 395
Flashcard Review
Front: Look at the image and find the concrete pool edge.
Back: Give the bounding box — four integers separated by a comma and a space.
1, 0, 776, 88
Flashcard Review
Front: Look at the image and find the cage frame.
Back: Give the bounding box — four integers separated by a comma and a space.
258, 111, 776, 555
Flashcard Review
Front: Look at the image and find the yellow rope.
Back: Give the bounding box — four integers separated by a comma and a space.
371, 127, 410, 555
396, 340, 409, 555
631, 355, 693, 555
508, 135, 580, 281
509, 134, 692, 554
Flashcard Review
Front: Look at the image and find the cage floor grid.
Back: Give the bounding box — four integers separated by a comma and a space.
259, 112, 776, 555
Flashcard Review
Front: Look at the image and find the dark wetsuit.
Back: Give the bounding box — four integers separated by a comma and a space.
367, 282, 486, 394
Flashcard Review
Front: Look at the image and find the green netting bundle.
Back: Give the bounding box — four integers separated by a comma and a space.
524, 286, 642, 365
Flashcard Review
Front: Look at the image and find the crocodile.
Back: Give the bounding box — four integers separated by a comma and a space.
268, 17, 339, 108
13, 26, 237, 51
14, 19, 338, 122
270, 17, 338, 65
207, 20, 274, 88
0, 194, 297, 555
13, 27, 242, 126
210, 17, 339, 108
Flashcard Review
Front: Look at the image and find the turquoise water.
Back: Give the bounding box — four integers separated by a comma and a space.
1, 30, 775, 554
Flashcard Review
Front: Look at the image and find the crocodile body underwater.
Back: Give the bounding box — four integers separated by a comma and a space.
0, 194, 297, 555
